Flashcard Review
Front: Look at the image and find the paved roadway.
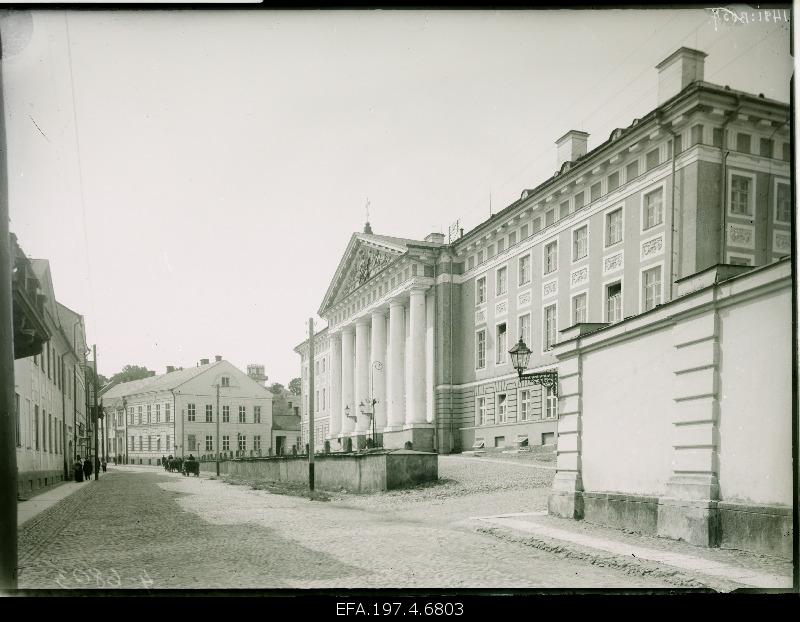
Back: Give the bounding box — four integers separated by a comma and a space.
18, 464, 674, 590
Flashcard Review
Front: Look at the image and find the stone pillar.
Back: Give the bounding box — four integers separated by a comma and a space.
657, 312, 720, 546
340, 326, 355, 436
370, 310, 387, 434
386, 300, 405, 431
407, 288, 427, 425
329, 332, 342, 439
548, 350, 584, 519
354, 318, 371, 439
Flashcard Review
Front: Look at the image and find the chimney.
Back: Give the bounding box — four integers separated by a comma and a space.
200, 358, 209, 365
656, 47, 707, 105
215, 355, 222, 362
556, 130, 589, 168
166, 365, 175, 374
424, 232, 445, 244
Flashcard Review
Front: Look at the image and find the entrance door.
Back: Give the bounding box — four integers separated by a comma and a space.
276, 436, 284, 456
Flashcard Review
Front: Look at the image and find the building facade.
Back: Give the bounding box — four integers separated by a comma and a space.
102, 358, 274, 464
295, 47, 791, 455
13, 250, 90, 496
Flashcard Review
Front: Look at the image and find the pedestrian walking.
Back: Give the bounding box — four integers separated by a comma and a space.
83, 457, 93, 480
101, 459, 107, 472
74, 456, 84, 483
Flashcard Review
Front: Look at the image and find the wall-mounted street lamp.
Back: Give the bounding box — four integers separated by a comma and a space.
508, 338, 559, 395
358, 360, 382, 448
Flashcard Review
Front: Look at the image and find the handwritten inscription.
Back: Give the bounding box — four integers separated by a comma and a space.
44, 560, 155, 589
709, 7, 791, 30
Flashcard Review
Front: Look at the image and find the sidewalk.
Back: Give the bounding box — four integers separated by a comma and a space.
17, 479, 97, 527
471, 510, 793, 591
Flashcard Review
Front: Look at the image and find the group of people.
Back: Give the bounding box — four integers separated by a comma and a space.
73, 456, 107, 482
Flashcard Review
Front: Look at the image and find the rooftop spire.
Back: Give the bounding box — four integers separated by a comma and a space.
363, 197, 373, 234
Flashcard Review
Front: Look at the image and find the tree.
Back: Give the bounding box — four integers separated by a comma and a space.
288, 377, 301, 396
268, 382, 288, 417
109, 365, 155, 386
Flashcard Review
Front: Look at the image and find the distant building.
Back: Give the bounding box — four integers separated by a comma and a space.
12, 239, 90, 496
102, 359, 273, 464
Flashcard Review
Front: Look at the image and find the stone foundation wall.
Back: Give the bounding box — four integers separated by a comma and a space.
18, 469, 67, 497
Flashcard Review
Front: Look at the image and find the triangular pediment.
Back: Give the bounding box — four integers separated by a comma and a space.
319, 233, 408, 315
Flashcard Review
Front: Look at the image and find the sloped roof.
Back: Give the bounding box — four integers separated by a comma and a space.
102, 362, 224, 399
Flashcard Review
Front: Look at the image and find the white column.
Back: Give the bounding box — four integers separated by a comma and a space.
371, 310, 387, 432
340, 326, 355, 435
386, 300, 405, 430
407, 288, 427, 425
354, 318, 371, 435
329, 333, 342, 438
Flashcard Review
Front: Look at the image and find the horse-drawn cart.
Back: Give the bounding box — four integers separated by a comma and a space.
182, 459, 200, 477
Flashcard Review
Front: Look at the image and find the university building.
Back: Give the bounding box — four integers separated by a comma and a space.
12, 237, 90, 495
294, 47, 791, 458
102, 358, 274, 464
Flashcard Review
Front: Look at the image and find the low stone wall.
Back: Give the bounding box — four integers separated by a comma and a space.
200, 449, 438, 492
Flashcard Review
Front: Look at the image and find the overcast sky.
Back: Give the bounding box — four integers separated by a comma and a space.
0, 8, 792, 383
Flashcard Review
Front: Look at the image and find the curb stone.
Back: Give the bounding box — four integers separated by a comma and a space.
476, 525, 729, 591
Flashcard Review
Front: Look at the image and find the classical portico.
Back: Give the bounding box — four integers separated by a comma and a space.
317, 227, 442, 452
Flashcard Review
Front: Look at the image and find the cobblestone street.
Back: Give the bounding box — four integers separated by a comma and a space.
17, 458, 685, 590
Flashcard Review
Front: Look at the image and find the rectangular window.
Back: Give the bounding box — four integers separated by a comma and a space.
497, 238, 505, 253
496, 323, 507, 365
496, 266, 507, 295
138, 436, 143, 451
147, 405, 151, 423
476, 329, 486, 369
607, 171, 619, 192
488, 244, 496, 258
642, 265, 662, 311
730, 174, 753, 215
129, 436, 134, 452
254, 405, 261, 424
712, 127, 723, 148
476, 276, 487, 304
15, 394, 20, 447
520, 224, 529, 239
253, 436, 261, 452
782, 142, 790, 161
508, 231, 516, 246
574, 191, 585, 210
147, 435, 152, 451
729, 255, 752, 266
544, 241, 558, 274
572, 293, 587, 325
626, 160, 639, 182
674, 133, 683, 154
48, 413, 52, 453
205, 436, 213, 451
643, 187, 664, 229
606, 207, 623, 246
545, 209, 555, 226
188, 434, 196, 451
518, 313, 531, 347
518, 254, 530, 285
222, 436, 230, 451
155, 404, 160, 423
205, 404, 213, 423
776, 181, 791, 223
223, 405, 230, 423
544, 386, 558, 419
238, 434, 246, 452
519, 389, 531, 421
478, 249, 485, 263
496, 393, 507, 423
559, 200, 570, 220
533, 217, 542, 233
165, 403, 171, 422
760, 137, 773, 158
239, 406, 246, 423
467, 256, 475, 271
736, 133, 751, 154
543, 304, 557, 350
646, 148, 659, 171
187, 404, 196, 422
590, 182, 602, 202
691, 124, 703, 146
607, 282, 622, 323
137, 406, 142, 425
221, 376, 230, 387
315, 390, 319, 412
476, 396, 487, 426
572, 225, 588, 261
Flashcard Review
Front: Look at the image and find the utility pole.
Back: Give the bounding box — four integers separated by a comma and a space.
215, 384, 220, 477
93, 345, 99, 480
308, 318, 315, 491
0, 28, 19, 590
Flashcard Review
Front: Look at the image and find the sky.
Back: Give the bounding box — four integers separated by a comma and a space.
0, 7, 792, 383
